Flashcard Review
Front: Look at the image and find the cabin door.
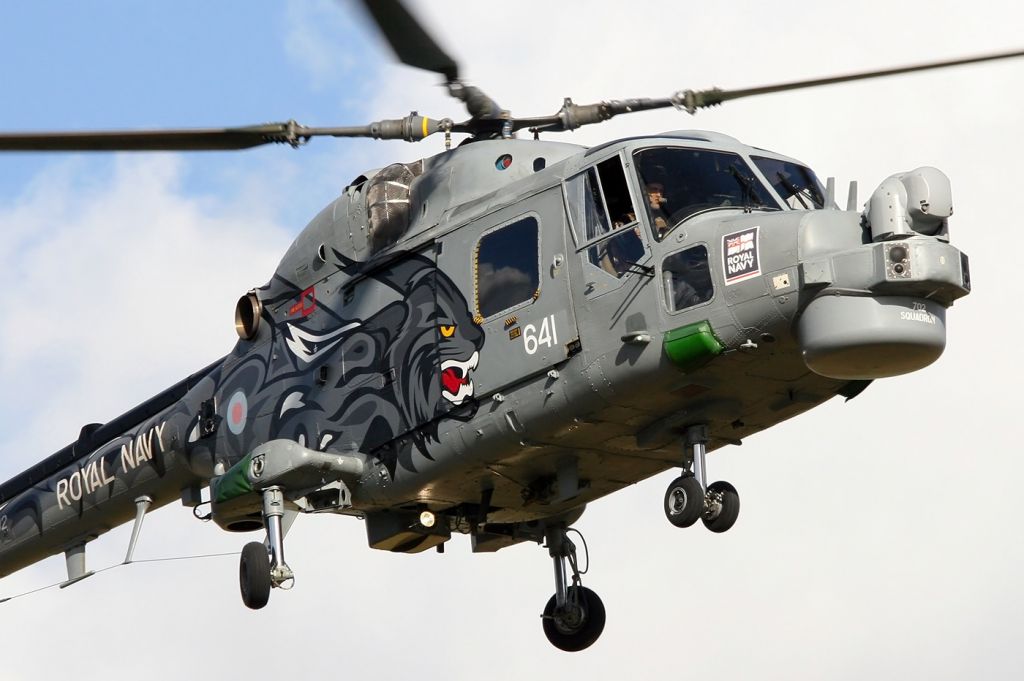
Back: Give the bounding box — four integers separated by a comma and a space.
437, 186, 580, 401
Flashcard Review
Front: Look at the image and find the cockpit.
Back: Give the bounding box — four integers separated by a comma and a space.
565, 140, 825, 264
632, 146, 826, 241
562, 136, 827, 310
635, 147, 779, 239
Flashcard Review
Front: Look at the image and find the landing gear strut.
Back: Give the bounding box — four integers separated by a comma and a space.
239, 486, 295, 610
663, 425, 740, 533
540, 524, 605, 652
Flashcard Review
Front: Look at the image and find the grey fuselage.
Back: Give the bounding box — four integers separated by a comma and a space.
0, 129, 970, 574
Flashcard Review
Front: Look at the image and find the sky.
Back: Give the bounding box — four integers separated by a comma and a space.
0, 1, 1022, 678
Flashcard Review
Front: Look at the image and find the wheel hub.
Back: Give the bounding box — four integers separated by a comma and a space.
667, 489, 688, 515
703, 490, 722, 520
553, 602, 586, 633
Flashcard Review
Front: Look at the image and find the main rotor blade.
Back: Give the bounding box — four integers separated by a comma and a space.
523, 47, 1024, 135
355, 0, 505, 124
0, 123, 306, 152
0, 115, 455, 152
357, 0, 459, 82
683, 47, 1024, 112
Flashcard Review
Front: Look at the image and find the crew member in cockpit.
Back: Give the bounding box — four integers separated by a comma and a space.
646, 182, 670, 237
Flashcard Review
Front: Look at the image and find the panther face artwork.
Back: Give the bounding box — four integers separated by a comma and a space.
435, 268, 483, 407
199, 251, 486, 477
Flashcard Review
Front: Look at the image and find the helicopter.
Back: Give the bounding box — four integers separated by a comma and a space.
0, 0, 1020, 658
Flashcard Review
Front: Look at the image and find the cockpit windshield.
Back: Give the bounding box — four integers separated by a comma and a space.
751, 156, 825, 210
634, 147, 780, 240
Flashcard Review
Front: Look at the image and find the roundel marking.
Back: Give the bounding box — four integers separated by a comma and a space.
495, 154, 513, 170
227, 390, 248, 435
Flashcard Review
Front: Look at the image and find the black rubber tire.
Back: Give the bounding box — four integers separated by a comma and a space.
542, 586, 606, 652
702, 480, 740, 533
664, 475, 704, 528
239, 541, 272, 610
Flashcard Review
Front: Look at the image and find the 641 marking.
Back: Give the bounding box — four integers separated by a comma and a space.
523, 314, 558, 355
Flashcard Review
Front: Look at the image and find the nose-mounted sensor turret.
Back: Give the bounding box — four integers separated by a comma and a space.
795, 167, 969, 380
866, 166, 953, 241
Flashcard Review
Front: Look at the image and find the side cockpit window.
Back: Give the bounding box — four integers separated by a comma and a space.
565, 156, 646, 278
662, 245, 714, 312
475, 216, 540, 319
566, 166, 608, 240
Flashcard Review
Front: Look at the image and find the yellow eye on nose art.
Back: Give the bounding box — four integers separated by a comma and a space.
439, 324, 456, 338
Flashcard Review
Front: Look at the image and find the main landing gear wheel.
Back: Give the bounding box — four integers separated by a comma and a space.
238, 486, 295, 610
541, 523, 605, 651
239, 541, 271, 610
664, 475, 704, 527
542, 586, 606, 652
702, 480, 739, 533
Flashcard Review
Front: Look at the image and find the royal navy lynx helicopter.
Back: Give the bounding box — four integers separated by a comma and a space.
0, 0, 1017, 652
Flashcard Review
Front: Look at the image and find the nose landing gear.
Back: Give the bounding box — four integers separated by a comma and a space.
664, 475, 704, 527
702, 480, 739, 533
540, 523, 606, 652
663, 425, 740, 533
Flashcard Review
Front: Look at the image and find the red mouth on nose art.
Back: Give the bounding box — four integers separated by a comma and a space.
442, 367, 469, 394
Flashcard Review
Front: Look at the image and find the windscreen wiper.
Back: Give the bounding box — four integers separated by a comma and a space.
728, 165, 767, 213
775, 172, 822, 209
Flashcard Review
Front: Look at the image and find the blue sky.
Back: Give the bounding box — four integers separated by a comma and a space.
0, 1, 378, 126
1, 1, 1023, 679
0, 0, 384, 226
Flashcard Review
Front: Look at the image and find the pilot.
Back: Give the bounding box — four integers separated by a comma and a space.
646, 183, 671, 238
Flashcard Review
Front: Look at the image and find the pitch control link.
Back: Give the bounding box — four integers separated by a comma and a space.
239, 486, 295, 610
663, 425, 740, 532
540, 524, 605, 652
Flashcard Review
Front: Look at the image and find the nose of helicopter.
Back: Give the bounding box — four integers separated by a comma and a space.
796, 293, 951, 380
793, 170, 970, 380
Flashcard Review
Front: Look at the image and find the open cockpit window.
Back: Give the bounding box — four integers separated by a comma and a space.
565, 166, 609, 242
634, 147, 780, 240
564, 155, 646, 278
750, 156, 825, 210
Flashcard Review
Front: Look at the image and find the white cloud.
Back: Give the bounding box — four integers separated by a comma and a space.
0, 155, 292, 465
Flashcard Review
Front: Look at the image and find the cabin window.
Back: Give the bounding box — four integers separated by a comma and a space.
564, 155, 645, 278
475, 216, 540, 318
662, 245, 714, 312
750, 156, 825, 209
634, 147, 780, 241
